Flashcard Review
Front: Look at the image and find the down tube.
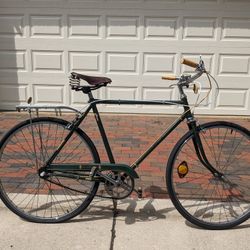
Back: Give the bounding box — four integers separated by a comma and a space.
131, 115, 184, 169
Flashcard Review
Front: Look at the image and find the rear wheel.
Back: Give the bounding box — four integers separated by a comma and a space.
0, 117, 99, 223
167, 121, 250, 229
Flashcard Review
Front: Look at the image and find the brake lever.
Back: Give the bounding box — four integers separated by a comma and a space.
169, 83, 178, 88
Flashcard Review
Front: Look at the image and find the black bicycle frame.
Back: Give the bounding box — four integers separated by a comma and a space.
45, 88, 221, 177
90, 97, 188, 169
45, 90, 190, 165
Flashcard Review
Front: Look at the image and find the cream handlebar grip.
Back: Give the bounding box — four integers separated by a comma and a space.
161, 75, 177, 80
181, 58, 199, 68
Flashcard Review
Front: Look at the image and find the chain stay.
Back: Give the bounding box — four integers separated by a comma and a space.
45, 168, 136, 200
45, 176, 120, 200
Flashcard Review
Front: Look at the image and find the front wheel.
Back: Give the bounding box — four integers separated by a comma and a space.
166, 121, 250, 230
0, 117, 100, 223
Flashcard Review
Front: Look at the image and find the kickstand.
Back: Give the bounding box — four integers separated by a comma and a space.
112, 199, 118, 216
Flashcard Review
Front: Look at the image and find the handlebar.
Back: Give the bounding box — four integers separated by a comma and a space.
157, 57, 213, 107
162, 58, 205, 84
161, 75, 178, 81
181, 58, 199, 68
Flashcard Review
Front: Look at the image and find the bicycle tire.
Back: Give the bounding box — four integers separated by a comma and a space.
166, 121, 250, 230
0, 117, 100, 223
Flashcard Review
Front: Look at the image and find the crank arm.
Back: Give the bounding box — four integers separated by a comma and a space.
96, 171, 118, 186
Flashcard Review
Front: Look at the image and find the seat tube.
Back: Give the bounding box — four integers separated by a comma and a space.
91, 103, 115, 164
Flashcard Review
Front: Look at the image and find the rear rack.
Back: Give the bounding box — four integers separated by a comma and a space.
16, 105, 81, 115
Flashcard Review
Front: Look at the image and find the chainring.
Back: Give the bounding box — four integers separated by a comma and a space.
104, 171, 134, 199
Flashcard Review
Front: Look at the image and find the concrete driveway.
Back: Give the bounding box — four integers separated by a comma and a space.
0, 198, 249, 250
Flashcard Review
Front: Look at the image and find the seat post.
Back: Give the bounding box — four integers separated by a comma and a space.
87, 90, 95, 102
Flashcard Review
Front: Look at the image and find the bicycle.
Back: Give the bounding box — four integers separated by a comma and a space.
0, 58, 249, 230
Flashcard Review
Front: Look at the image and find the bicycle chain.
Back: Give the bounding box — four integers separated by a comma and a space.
46, 177, 125, 200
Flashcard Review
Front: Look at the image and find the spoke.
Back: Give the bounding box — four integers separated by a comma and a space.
53, 124, 60, 151
210, 128, 219, 167
44, 123, 52, 153
176, 147, 200, 164
0, 119, 97, 222
217, 127, 229, 168
5, 174, 37, 200
53, 177, 79, 208
225, 128, 238, 164
57, 139, 83, 163
201, 129, 219, 167
28, 123, 40, 169
20, 130, 40, 162
208, 185, 217, 223
9, 136, 36, 164
225, 142, 249, 170
45, 181, 59, 218
17, 187, 39, 211
1, 152, 35, 166
44, 181, 66, 217
36, 123, 47, 163
34, 123, 50, 161
175, 173, 211, 186
186, 176, 213, 219
172, 124, 250, 227
43, 188, 51, 218
222, 130, 243, 171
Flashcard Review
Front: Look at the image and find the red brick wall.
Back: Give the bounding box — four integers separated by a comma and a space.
0, 112, 249, 198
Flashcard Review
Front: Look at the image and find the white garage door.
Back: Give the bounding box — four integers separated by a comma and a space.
0, 0, 250, 115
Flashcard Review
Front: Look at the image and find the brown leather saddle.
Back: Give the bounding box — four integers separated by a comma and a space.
71, 72, 112, 86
